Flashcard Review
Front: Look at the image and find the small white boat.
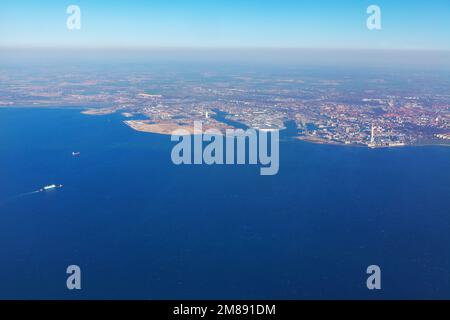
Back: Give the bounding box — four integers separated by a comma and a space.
72, 152, 81, 156
41, 184, 63, 191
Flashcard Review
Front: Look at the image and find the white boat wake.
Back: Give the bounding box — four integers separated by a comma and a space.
20, 190, 42, 196
0, 185, 63, 206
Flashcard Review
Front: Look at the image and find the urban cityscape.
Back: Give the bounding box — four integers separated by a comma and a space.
1, 64, 449, 148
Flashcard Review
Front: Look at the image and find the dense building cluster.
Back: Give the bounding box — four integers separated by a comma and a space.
1, 65, 449, 147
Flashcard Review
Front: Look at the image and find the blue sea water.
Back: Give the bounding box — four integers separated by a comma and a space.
0, 107, 449, 299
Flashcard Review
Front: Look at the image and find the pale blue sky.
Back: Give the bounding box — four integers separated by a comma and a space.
0, 0, 449, 50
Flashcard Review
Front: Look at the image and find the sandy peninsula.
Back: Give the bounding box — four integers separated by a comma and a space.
124, 119, 234, 136
81, 108, 116, 116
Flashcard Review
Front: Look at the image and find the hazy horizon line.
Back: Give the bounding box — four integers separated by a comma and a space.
1, 46, 450, 53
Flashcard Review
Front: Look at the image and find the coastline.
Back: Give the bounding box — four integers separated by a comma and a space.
1, 106, 448, 148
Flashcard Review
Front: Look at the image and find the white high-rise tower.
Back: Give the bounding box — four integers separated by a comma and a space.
368, 124, 376, 148
370, 124, 375, 144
